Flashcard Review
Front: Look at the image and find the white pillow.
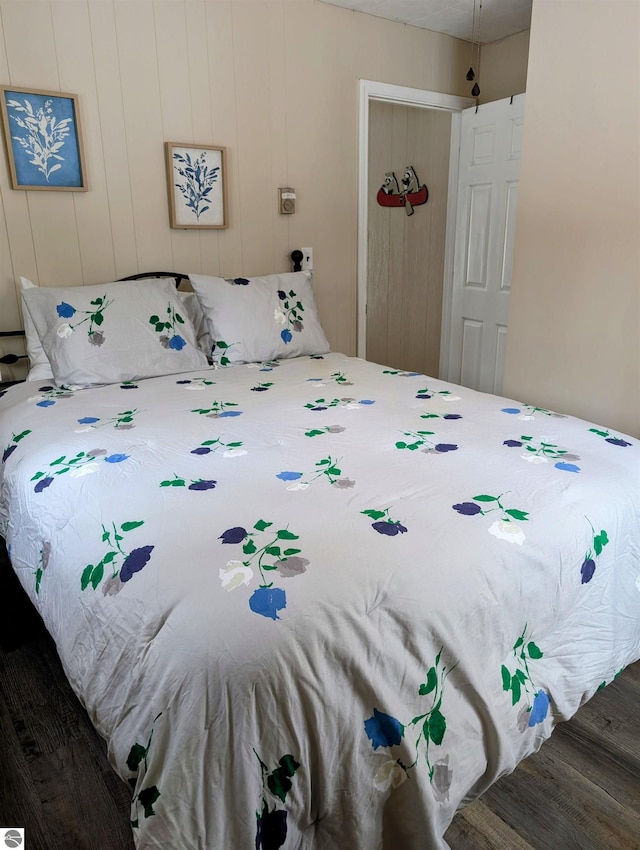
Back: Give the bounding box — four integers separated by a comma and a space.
189, 271, 330, 365
22, 278, 209, 386
19, 277, 55, 381
19, 279, 212, 380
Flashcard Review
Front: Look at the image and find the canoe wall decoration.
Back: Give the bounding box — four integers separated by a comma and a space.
377, 165, 429, 216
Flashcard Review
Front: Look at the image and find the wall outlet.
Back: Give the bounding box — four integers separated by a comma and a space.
300, 247, 313, 271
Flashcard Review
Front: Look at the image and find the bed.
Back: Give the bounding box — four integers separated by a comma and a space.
1, 269, 639, 850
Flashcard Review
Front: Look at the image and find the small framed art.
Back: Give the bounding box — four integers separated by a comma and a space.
0, 86, 87, 191
165, 142, 228, 229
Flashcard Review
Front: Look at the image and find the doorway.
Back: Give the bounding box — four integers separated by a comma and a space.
357, 80, 473, 374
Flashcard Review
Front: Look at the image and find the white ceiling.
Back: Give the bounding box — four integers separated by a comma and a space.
318, 0, 532, 44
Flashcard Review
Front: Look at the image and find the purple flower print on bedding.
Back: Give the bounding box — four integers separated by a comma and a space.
580, 519, 609, 584
503, 435, 581, 472
31, 450, 130, 493
452, 493, 529, 545
362, 508, 408, 536
2, 429, 31, 463
78, 519, 154, 594
218, 519, 309, 619
254, 750, 300, 850
588, 427, 633, 447
396, 430, 459, 455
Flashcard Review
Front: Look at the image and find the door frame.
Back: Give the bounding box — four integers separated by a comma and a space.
357, 80, 473, 374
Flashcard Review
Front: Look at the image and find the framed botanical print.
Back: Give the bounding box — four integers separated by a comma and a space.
165, 142, 228, 229
0, 86, 87, 191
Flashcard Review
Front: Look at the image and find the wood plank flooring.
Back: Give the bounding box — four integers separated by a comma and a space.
1, 545, 639, 850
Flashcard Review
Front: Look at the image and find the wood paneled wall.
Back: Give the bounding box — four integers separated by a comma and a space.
366, 101, 451, 377
0, 0, 472, 380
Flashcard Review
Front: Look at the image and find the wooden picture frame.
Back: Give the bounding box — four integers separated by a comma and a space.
165, 142, 228, 229
0, 85, 87, 191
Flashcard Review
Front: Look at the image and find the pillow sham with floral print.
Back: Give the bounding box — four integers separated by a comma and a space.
22, 277, 209, 386
189, 271, 330, 366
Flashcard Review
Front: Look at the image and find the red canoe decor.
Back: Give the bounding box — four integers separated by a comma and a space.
377, 166, 429, 216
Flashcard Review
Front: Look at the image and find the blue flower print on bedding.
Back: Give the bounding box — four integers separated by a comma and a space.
29, 385, 75, 407
148, 303, 188, 350
364, 649, 456, 801
580, 519, 610, 584
225, 277, 250, 286
588, 427, 633, 447
251, 382, 274, 393
274, 288, 305, 344
501, 403, 566, 420
191, 399, 242, 418
218, 520, 310, 619
501, 626, 550, 730
254, 750, 300, 850
77, 519, 154, 594
503, 435, 581, 472
76, 409, 141, 432
30, 449, 130, 492
452, 493, 529, 545
276, 456, 355, 490
56, 293, 113, 346
2, 429, 31, 463
396, 430, 458, 455
361, 508, 408, 536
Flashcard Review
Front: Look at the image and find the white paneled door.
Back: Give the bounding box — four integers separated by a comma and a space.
446, 94, 525, 395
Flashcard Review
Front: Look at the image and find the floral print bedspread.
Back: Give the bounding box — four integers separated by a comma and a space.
1, 353, 639, 850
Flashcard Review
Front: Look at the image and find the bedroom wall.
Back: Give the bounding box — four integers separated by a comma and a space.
478, 29, 529, 105
0, 0, 476, 378
503, 0, 640, 438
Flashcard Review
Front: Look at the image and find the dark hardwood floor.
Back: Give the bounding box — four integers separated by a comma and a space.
1, 545, 639, 850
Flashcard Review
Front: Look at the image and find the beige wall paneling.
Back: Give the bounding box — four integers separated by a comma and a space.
0, 0, 499, 365
155, 0, 205, 277
185, 0, 216, 279
3, 0, 82, 287
0, 5, 31, 345
334, 7, 380, 355
284, 1, 340, 350
113, 1, 171, 272
479, 30, 530, 105
88, 1, 138, 281
231, 0, 280, 278
205, 0, 241, 276
265, 1, 292, 276
52, 1, 115, 286
504, 0, 640, 437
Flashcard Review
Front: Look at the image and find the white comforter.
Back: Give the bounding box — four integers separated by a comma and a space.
1, 353, 639, 850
